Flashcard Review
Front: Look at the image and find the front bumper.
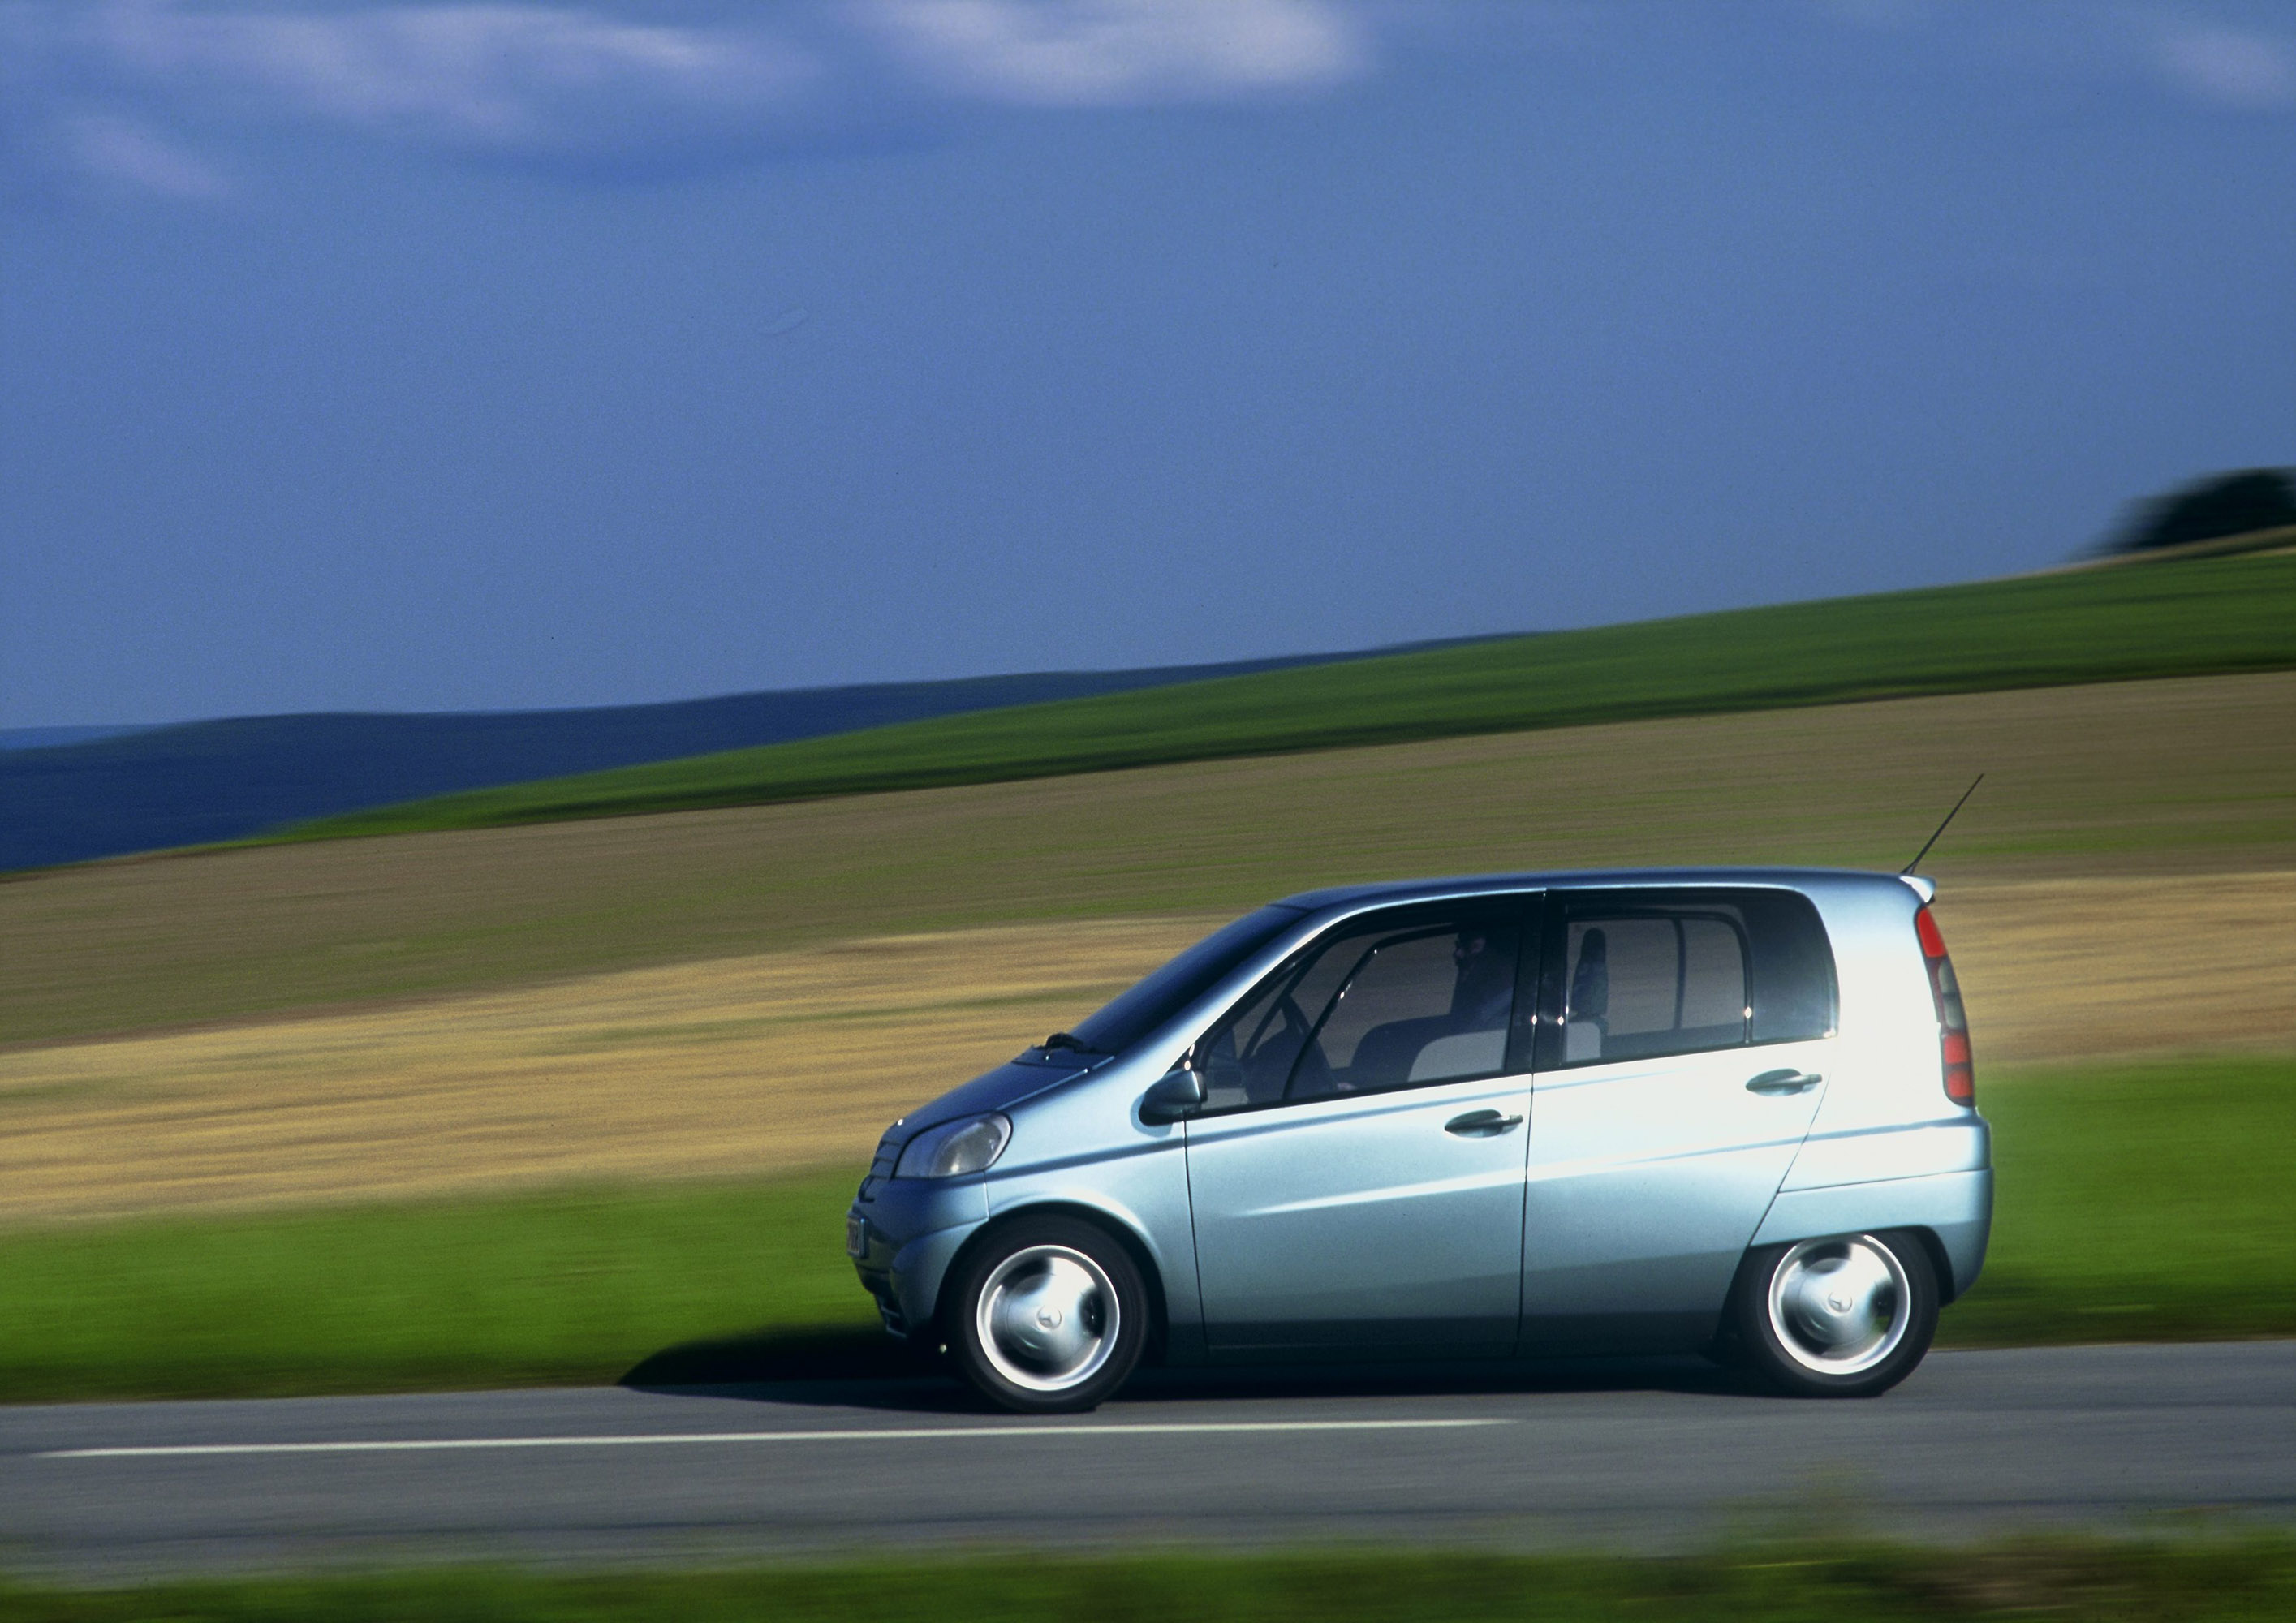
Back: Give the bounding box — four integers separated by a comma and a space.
846, 1173, 989, 1341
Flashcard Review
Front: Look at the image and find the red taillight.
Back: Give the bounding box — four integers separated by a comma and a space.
1915, 905, 1975, 1105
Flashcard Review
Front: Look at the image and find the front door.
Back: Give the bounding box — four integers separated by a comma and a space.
1183, 902, 1538, 1354
1521, 889, 1838, 1353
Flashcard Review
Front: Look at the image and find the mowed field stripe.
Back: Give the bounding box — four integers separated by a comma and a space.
40, 1418, 1511, 1460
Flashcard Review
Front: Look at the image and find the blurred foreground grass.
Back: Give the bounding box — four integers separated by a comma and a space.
4, 1540, 2296, 1621
0, 1055, 2285, 1402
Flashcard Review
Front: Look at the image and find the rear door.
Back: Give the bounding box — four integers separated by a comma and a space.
1184, 898, 1541, 1354
1520, 888, 1837, 1353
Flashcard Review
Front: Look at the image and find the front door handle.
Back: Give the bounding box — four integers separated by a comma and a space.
1746, 1069, 1824, 1096
1445, 1109, 1524, 1136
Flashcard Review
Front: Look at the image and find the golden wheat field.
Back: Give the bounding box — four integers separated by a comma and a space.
2, 869, 2290, 1224
0, 917, 1202, 1222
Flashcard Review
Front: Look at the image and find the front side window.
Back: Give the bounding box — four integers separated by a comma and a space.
1193, 905, 1527, 1112
1540, 889, 1836, 1068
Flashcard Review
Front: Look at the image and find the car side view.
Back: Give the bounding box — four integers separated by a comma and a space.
846, 868, 1991, 1411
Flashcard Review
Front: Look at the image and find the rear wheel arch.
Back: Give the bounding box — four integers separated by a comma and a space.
1903, 1225, 1961, 1303
1733, 1222, 1960, 1308
1724, 1226, 1940, 1397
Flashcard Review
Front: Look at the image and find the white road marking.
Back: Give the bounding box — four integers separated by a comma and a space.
40, 1417, 1509, 1460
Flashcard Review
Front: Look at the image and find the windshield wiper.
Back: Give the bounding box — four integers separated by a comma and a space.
1041, 1031, 1095, 1054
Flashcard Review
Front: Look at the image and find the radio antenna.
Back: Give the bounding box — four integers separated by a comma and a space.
1902, 773, 1984, 876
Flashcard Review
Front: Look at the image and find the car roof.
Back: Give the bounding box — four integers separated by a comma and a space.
1277, 867, 1930, 913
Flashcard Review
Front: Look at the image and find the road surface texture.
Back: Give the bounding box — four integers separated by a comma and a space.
2, 1341, 2289, 1577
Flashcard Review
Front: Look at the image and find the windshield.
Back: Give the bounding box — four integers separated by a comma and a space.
1061, 904, 1307, 1057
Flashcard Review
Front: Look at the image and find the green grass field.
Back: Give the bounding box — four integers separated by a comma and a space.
0, 1173, 875, 1404
284, 552, 2296, 841
1943, 1055, 2296, 1345
0, 1056, 2283, 1404
5, 1539, 2293, 1621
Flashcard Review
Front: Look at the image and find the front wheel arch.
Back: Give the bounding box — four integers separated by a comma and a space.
937, 1201, 1170, 1366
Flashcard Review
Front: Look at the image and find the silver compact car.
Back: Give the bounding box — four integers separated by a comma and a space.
847, 868, 1990, 1411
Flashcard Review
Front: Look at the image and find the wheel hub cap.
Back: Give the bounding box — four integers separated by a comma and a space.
1767, 1234, 1911, 1376
977, 1246, 1118, 1393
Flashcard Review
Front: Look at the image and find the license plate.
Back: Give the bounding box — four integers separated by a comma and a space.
846, 1213, 868, 1259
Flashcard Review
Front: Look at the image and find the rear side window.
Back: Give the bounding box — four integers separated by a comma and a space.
1539, 889, 1834, 1068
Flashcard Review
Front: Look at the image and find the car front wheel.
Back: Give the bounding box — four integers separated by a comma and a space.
1730, 1229, 1939, 1397
944, 1215, 1148, 1414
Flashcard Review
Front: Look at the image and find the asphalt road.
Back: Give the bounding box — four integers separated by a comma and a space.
3, 1341, 2290, 1576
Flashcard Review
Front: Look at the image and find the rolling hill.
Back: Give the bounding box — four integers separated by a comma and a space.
0, 647, 1415, 872
284, 551, 2296, 844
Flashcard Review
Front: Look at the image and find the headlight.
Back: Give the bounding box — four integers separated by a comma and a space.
893, 1113, 1012, 1179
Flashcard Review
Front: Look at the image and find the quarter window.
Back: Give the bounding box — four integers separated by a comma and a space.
1561, 914, 1747, 1064
1542, 889, 1836, 1068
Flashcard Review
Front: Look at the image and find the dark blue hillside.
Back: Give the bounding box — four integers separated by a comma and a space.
2, 644, 1471, 872
0, 726, 152, 752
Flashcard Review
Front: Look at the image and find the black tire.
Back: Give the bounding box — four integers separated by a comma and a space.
1730, 1229, 1938, 1397
943, 1214, 1149, 1414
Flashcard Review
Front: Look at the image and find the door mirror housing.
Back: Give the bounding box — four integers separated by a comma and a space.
1139, 1066, 1204, 1124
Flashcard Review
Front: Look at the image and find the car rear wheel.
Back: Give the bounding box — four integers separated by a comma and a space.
945, 1215, 1148, 1414
1730, 1229, 1938, 1397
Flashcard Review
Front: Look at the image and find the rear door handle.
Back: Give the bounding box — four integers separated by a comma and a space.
1746, 1069, 1824, 1096
1445, 1109, 1524, 1136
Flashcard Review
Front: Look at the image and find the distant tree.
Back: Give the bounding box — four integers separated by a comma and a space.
2107, 467, 2296, 554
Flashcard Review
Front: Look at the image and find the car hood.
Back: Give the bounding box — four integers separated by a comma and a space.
893, 1055, 1098, 1140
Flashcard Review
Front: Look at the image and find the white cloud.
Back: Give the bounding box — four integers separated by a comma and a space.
1803, 0, 2296, 115
62, 110, 229, 198
3, 0, 1385, 202
2155, 24, 2296, 110
87, 2, 826, 154
864, 0, 1369, 105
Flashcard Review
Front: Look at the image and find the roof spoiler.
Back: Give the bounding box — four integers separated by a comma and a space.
1900, 875, 1937, 904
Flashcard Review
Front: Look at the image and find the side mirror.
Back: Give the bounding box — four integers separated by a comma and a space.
1139, 1067, 1204, 1124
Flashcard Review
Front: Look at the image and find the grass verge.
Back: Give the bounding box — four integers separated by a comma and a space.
0, 1174, 877, 1404
4, 1540, 2295, 1621
283, 553, 2296, 840
1946, 1053, 2296, 1344
0, 1055, 2286, 1403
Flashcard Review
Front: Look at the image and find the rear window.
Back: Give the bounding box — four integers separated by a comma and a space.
1540, 888, 1835, 1067
1061, 904, 1307, 1056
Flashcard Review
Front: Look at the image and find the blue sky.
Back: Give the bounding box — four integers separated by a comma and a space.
2, 1, 2291, 727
